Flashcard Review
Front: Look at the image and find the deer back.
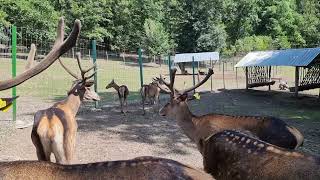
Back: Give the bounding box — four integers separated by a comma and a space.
201, 130, 320, 180
0, 157, 214, 180
194, 114, 303, 149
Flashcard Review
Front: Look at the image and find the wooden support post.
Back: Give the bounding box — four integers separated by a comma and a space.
245, 67, 248, 90
295, 67, 299, 98
268, 66, 272, 91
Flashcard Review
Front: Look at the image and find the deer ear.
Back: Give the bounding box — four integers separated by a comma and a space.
177, 93, 188, 102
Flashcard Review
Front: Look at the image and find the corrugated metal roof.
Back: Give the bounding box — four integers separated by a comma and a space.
235, 48, 320, 67
174, 52, 219, 63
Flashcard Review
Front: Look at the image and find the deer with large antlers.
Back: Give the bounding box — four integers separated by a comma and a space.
157, 68, 304, 151
0, 157, 214, 180
31, 53, 100, 164
106, 79, 129, 113
201, 130, 320, 179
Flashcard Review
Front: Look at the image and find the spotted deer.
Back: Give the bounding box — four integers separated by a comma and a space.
157, 68, 304, 151
201, 130, 320, 180
0, 157, 214, 180
106, 79, 129, 113
0, 17, 80, 91
31, 52, 100, 164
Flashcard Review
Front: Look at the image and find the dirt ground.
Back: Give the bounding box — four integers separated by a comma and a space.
0, 88, 320, 170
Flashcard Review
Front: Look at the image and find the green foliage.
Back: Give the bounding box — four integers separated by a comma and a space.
235, 36, 274, 53
0, 0, 319, 54
143, 19, 171, 55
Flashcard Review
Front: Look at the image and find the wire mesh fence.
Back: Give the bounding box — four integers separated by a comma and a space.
1, 24, 320, 121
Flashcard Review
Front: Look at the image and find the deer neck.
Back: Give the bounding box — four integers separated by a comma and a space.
175, 103, 197, 142
112, 84, 120, 92
63, 93, 82, 117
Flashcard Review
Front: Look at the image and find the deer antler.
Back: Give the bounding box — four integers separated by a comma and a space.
0, 17, 81, 91
180, 68, 214, 94
59, 52, 96, 82
25, 44, 36, 70
75, 52, 96, 81
157, 68, 214, 98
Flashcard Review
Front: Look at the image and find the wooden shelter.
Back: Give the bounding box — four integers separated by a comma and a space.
235, 48, 320, 97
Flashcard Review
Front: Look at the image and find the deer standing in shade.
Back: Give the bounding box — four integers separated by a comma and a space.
0, 157, 214, 180
106, 79, 129, 113
201, 130, 320, 180
31, 52, 100, 164
157, 68, 304, 151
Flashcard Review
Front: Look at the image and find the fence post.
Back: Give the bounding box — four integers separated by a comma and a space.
91, 40, 98, 108
11, 25, 17, 121
192, 56, 196, 93
138, 48, 143, 87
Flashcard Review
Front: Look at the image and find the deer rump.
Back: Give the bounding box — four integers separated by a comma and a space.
31, 107, 76, 164
202, 130, 320, 180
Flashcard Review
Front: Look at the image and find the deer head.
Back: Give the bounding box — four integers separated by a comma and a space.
0, 17, 81, 91
158, 68, 214, 119
105, 79, 116, 89
59, 53, 100, 102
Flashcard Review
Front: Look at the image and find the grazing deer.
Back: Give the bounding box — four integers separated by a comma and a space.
157, 68, 304, 151
201, 130, 320, 180
31, 52, 100, 164
0, 157, 214, 180
106, 79, 129, 113
0, 17, 80, 91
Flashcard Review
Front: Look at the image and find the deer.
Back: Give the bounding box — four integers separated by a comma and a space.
0, 17, 80, 91
156, 68, 304, 152
31, 51, 100, 164
106, 79, 129, 113
201, 130, 320, 180
0, 156, 214, 180
140, 79, 162, 115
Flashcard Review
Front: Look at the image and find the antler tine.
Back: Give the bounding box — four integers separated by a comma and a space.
159, 74, 171, 88
25, 44, 36, 70
181, 68, 214, 94
58, 58, 79, 79
85, 71, 96, 80
76, 52, 96, 80
0, 17, 81, 91
76, 52, 84, 75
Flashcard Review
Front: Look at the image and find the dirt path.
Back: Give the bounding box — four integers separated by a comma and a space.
0, 89, 319, 169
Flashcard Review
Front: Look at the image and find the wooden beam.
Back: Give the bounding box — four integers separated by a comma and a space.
295, 67, 299, 97
268, 66, 272, 91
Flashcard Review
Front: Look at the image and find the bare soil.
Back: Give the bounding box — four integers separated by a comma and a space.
0, 88, 319, 169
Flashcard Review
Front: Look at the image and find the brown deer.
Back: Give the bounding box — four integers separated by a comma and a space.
157, 68, 304, 151
31, 52, 100, 164
140, 78, 166, 115
201, 130, 320, 180
0, 157, 214, 180
106, 79, 129, 113
0, 17, 80, 91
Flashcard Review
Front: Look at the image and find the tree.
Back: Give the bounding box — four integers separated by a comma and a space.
143, 18, 171, 56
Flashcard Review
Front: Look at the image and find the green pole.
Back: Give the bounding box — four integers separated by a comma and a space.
91, 40, 98, 108
138, 48, 143, 87
11, 26, 17, 121
168, 55, 172, 79
192, 56, 196, 93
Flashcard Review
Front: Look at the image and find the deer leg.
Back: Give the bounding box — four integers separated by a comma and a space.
120, 97, 124, 113
51, 129, 66, 164
63, 129, 76, 164
31, 129, 46, 161
39, 137, 52, 162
